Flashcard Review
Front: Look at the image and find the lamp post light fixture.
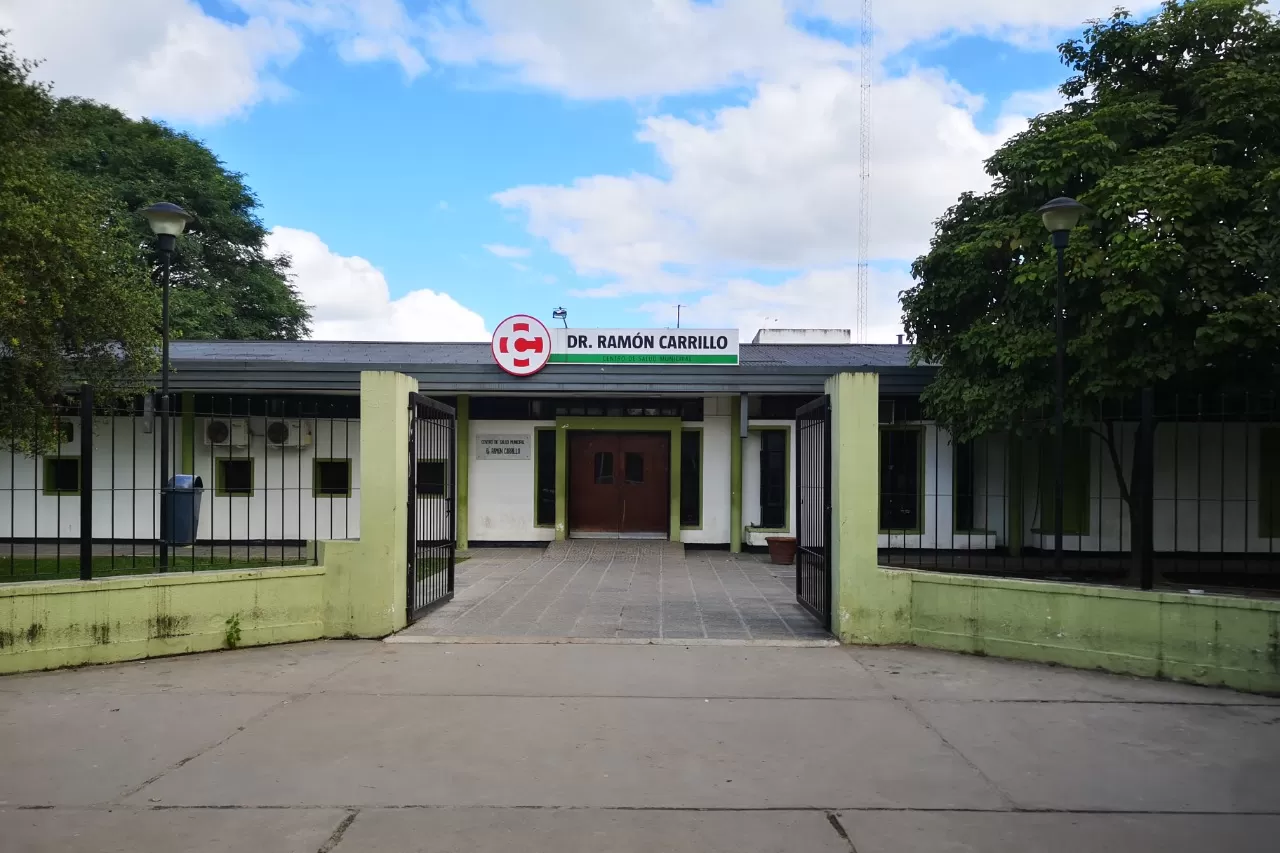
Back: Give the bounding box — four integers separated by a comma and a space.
552, 307, 568, 328
141, 202, 193, 571
1036, 196, 1088, 575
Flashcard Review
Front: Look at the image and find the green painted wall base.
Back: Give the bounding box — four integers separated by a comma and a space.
0, 568, 326, 675
904, 571, 1280, 694
827, 370, 1280, 695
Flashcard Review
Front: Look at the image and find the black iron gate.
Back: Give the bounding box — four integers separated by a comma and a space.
796, 396, 832, 627
407, 393, 457, 620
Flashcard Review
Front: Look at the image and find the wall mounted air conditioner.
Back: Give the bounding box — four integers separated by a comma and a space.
264, 419, 313, 449
204, 418, 249, 447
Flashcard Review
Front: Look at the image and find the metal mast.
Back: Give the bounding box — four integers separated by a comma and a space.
855, 0, 873, 343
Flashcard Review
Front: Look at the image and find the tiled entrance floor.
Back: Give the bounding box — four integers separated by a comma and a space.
397, 541, 830, 641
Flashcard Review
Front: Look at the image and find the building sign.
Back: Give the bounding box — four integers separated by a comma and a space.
475, 434, 531, 460
491, 314, 552, 377
549, 329, 739, 366
489, 317, 739, 375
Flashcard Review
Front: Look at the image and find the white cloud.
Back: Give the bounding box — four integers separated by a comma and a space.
483, 243, 531, 258
639, 266, 914, 343
428, 0, 852, 99
424, 1, 1161, 100
267, 226, 488, 341
805, 0, 1161, 52
0, 0, 301, 123
497, 66, 1045, 278
0, 0, 433, 123
238, 0, 430, 77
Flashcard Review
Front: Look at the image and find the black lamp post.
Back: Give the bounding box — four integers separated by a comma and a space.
140, 202, 193, 571
1036, 196, 1088, 574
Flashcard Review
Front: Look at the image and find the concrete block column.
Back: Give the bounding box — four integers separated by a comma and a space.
828, 371, 912, 644
322, 371, 417, 638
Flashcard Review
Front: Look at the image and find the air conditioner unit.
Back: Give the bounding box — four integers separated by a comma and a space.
264, 419, 312, 449
204, 418, 249, 447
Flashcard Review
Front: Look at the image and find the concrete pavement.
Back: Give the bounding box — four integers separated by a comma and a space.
401, 544, 830, 641
1, 640, 1278, 851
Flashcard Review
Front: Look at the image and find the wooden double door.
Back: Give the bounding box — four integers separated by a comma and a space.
568, 432, 670, 537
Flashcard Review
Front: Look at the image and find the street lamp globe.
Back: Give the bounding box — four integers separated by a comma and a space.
1036, 196, 1087, 235
140, 202, 192, 238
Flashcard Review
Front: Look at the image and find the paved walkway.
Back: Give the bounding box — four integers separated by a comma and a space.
399, 541, 829, 641
1, 641, 1277, 852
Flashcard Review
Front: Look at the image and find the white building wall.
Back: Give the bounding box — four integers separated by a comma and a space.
682, 397, 731, 544
467, 420, 556, 543
1019, 422, 1280, 554
743, 418, 797, 547
0, 416, 361, 541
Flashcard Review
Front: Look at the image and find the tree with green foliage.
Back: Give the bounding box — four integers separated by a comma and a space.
0, 35, 310, 445
902, 0, 1280, 512
51, 99, 310, 340
0, 39, 156, 447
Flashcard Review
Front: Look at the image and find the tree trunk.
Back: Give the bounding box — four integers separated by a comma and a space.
1097, 390, 1156, 589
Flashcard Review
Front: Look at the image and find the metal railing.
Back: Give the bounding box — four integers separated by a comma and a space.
1, 389, 359, 581
878, 391, 1280, 595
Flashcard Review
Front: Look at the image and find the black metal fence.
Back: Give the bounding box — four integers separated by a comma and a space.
878, 391, 1280, 594
1, 388, 359, 581
795, 396, 831, 626
408, 393, 456, 620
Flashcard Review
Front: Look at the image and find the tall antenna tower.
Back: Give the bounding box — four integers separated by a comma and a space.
855, 0, 873, 343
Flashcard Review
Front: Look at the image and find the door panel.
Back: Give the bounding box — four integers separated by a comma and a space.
569, 433, 622, 533
618, 434, 669, 534
568, 432, 669, 536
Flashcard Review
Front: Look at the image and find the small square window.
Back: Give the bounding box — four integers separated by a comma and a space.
624, 452, 644, 484
314, 459, 352, 497
43, 457, 81, 496
416, 460, 447, 496
216, 458, 254, 497
594, 451, 614, 484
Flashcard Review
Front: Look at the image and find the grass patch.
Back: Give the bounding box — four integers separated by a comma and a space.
1, 554, 310, 582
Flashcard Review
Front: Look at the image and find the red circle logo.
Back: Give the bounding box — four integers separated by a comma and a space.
491, 314, 552, 377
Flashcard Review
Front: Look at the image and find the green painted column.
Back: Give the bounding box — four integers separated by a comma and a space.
321, 370, 416, 637
180, 392, 195, 475
829, 372, 911, 644
554, 426, 568, 540
668, 428, 682, 542
456, 395, 469, 550
730, 397, 743, 553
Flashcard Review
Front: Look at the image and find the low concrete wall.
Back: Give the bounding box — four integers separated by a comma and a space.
0, 567, 326, 675
826, 370, 1280, 695
898, 570, 1280, 694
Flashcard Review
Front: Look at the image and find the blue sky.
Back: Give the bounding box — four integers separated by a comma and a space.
0, 0, 1161, 341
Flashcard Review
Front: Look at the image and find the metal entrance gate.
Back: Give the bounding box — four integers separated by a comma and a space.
795, 396, 832, 627
407, 393, 456, 620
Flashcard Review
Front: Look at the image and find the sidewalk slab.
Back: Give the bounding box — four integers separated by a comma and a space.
129, 693, 1006, 809
0, 690, 284, 806
331, 644, 880, 698
0, 641, 378, 697
0, 808, 346, 853
913, 700, 1280, 812
839, 811, 1280, 853
333, 807, 849, 853
849, 646, 1280, 705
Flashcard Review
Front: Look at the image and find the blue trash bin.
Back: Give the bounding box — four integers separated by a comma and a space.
164, 474, 204, 546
